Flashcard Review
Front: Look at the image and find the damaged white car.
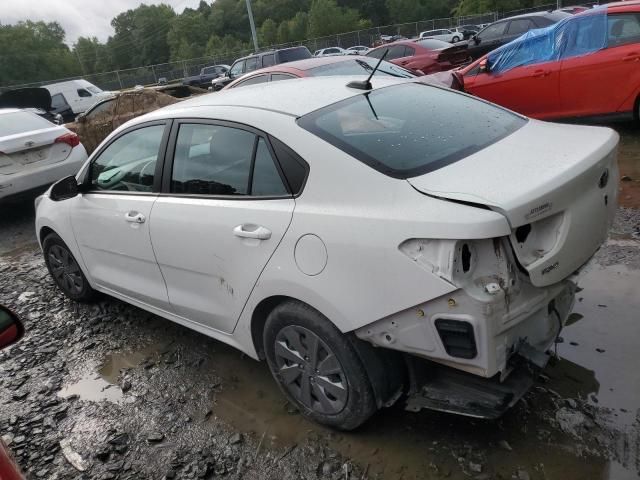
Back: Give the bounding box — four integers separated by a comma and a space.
35, 76, 618, 430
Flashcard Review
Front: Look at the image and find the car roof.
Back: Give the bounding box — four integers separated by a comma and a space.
0, 108, 22, 115
499, 10, 571, 21
144, 76, 406, 119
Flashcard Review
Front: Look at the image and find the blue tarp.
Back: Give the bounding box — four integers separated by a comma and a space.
487, 8, 608, 74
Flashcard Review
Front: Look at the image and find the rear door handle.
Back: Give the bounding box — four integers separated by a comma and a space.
532, 69, 550, 78
623, 53, 640, 62
125, 211, 146, 224
233, 224, 271, 240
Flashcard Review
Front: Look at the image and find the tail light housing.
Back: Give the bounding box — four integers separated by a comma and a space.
435, 319, 477, 359
54, 132, 80, 148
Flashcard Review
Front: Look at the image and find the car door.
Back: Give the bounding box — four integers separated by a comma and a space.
69, 121, 172, 310
149, 120, 295, 333
464, 58, 561, 118
559, 12, 640, 118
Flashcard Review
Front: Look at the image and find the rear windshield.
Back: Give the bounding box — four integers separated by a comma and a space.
308, 59, 416, 78
278, 47, 312, 63
297, 83, 526, 179
0, 111, 53, 136
415, 38, 452, 49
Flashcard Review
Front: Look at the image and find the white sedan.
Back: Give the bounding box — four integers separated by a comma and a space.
313, 47, 347, 57
419, 28, 462, 43
35, 77, 618, 429
0, 109, 87, 202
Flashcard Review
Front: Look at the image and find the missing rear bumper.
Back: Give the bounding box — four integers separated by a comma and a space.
405, 347, 549, 419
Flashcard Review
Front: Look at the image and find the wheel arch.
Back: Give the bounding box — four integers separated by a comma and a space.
39, 225, 56, 247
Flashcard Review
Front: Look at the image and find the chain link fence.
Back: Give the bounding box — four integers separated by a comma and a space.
3, 2, 593, 92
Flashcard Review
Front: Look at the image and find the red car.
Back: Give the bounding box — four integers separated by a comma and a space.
223, 55, 419, 89
0, 305, 25, 480
455, 2, 640, 121
366, 38, 471, 75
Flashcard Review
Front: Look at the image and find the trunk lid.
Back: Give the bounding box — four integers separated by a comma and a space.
407, 120, 619, 286
436, 45, 470, 66
0, 126, 73, 175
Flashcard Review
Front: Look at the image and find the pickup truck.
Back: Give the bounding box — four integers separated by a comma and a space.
182, 65, 230, 87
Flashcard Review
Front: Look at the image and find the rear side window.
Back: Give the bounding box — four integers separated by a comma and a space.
170, 124, 289, 197
262, 53, 275, 67
245, 57, 258, 72
298, 83, 526, 179
608, 13, 640, 47
233, 75, 269, 88
0, 111, 53, 135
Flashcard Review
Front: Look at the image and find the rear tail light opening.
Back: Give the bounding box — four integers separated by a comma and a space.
55, 132, 80, 148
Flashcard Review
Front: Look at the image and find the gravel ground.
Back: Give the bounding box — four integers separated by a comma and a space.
1, 206, 639, 479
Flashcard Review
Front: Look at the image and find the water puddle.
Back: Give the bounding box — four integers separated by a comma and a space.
58, 372, 123, 403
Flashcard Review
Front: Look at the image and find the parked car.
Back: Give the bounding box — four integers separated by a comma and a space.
0, 109, 87, 202
419, 28, 462, 43
346, 45, 370, 55
454, 3, 640, 122
0, 305, 25, 480
366, 38, 471, 75
0, 87, 73, 124
66, 85, 205, 154
212, 46, 312, 91
558, 5, 590, 14
314, 47, 347, 56
36, 75, 618, 429
182, 64, 229, 88
224, 55, 419, 90
373, 35, 407, 47
467, 11, 571, 59
452, 25, 480, 40
43, 80, 113, 115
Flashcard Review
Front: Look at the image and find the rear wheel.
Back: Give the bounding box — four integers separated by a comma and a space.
43, 233, 97, 302
452, 35, 461, 43
264, 300, 377, 430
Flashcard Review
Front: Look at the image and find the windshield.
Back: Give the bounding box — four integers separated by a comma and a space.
308, 59, 416, 78
0, 111, 54, 136
297, 83, 525, 179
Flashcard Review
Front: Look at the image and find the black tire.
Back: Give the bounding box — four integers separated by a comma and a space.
452, 35, 461, 43
263, 300, 377, 430
43, 233, 97, 303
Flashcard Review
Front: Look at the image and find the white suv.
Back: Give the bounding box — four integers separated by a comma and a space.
419, 28, 462, 43
36, 77, 618, 430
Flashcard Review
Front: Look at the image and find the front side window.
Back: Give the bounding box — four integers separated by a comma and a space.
86, 99, 115, 120
90, 124, 164, 192
385, 45, 409, 60
229, 60, 245, 78
171, 123, 288, 196
51, 93, 68, 109
507, 19, 534, 35
77, 89, 92, 98
478, 22, 507, 41
298, 83, 525, 179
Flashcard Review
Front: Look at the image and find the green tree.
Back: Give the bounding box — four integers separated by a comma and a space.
167, 10, 209, 61
308, 0, 363, 37
259, 18, 278, 45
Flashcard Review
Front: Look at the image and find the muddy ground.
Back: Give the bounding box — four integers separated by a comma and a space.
0, 124, 639, 480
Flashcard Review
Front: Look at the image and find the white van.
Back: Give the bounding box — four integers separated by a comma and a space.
43, 80, 113, 115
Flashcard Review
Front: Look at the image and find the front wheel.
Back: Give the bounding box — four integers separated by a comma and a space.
452, 35, 461, 43
43, 233, 97, 302
264, 301, 377, 430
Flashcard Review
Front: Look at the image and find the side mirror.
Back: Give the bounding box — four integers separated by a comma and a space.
50, 175, 80, 201
0, 305, 24, 350
479, 59, 490, 74
473, 36, 480, 45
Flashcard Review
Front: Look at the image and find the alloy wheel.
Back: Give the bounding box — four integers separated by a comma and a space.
273, 325, 348, 415
48, 245, 84, 295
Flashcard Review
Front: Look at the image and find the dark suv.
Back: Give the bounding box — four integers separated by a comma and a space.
212, 46, 312, 91
467, 11, 571, 60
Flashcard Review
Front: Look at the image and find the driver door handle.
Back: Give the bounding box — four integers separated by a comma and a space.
125, 211, 146, 224
532, 69, 550, 78
233, 224, 271, 240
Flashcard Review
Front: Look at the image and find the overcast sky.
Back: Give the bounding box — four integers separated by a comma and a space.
0, 0, 202, 45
